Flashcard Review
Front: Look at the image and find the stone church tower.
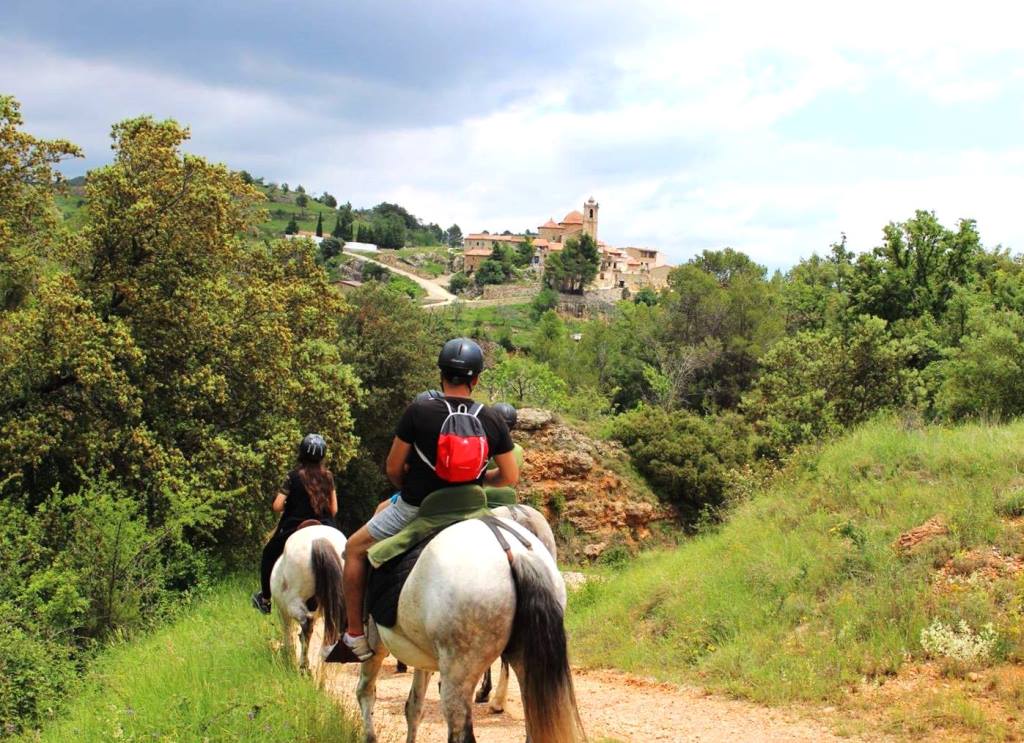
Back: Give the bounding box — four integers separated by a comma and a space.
583, 197, 599, 241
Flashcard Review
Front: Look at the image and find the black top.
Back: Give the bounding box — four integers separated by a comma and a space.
395, 396, 514, 506
277, 470, 321, 525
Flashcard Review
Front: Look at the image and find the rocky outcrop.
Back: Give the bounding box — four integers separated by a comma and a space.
512, 408, 673, 561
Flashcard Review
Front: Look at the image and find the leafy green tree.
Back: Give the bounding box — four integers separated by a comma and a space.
514, 236, 535, 267
544, 233, 599, 293
332, 203, 354, 239
295, 193, 308, 208
532, 310, 567, 368
295, 184, 305, 194
334, 283, 436, 530
315, 212, 323, 237
321, 192, 337, 208
933, 307, 1024, 420
448, 271, 471, 294
530, 287, 558, 320
742, 316, 916, 456
281, 182, 289, 193
482, 356, 568, 408
847, 211, 983, 324
319, 236, 342, 262
660, 249, 783, 410
285, 215, 299, 234
446, 223, 463, 247
376, 213, 407, 249
475, 259, 507, 286
612, 405, 753, 521
633, 287, 659, 306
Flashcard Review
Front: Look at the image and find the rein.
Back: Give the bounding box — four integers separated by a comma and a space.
478, 514, 533, 565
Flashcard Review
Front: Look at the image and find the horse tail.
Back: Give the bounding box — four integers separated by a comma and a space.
506, 551, 584, 743
310, 537, 344, 647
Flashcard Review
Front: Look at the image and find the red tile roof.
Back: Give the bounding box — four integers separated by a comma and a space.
465, 233, 526, 243
464, 248, 494, 256
540, 218, 560, 229
561, 210, 583, 225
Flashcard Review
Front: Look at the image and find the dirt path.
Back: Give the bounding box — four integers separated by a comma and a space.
319, 657, 864, 742
344, 249, 457, 305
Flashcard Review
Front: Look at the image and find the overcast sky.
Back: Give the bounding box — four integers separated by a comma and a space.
2, 1, 1022, 268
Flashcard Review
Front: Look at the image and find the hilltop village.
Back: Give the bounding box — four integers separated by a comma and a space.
464, 198, 672, 291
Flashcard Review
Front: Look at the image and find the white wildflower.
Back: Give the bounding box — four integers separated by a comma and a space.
920, 619, 998, 667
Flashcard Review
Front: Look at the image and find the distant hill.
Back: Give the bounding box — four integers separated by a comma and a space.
53, 177, 450, 247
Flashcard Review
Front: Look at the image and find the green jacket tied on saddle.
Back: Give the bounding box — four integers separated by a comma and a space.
367, 484, 490, 568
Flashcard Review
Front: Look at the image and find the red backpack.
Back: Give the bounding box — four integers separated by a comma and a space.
414, 400, 490, 483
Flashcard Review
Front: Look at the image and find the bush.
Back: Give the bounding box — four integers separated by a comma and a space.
530, 287, 558, 319
934, 308, 1024, 420
611, 406, 754, 521
482, 356, 568, 409
475, 259, 507, 286
448, 271, 471, 294
319, 236, 343, 261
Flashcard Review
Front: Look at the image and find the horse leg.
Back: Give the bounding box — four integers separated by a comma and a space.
297, 611, 313, 672
473, 665, 492, 704
355, 650, 387, 743
278, 608, 296, 666
439, 667, 480, 743
488, 659, 510, 714
404, 667, 433, 743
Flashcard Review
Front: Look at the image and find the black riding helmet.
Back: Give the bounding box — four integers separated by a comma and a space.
298, 433, 327, 462
414, 389, 444, 404
437, 338, 484, 378
492, 402, 517, 431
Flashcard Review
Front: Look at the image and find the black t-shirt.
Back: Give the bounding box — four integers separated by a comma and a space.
277, 470, 320, 524
395, 396, 514, 506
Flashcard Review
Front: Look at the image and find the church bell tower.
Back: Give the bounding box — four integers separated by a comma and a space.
583, 197, 599, 242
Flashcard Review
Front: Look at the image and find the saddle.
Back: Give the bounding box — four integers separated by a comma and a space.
362, 487, 534, 630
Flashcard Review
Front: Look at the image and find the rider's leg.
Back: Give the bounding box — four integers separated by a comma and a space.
255, 528, 286, 610
342, 525, 375, 656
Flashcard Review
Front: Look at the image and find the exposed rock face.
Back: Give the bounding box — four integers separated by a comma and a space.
512, 408, 673, 561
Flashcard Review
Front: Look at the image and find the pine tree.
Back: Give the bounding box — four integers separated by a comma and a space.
315, 212, 323, 237
332, 213, 344, 238
285, 215, 299, 235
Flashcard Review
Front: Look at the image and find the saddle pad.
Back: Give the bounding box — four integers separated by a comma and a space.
366, 530, 442, 628
484, 486, 517, 507
367, 484, 490, 568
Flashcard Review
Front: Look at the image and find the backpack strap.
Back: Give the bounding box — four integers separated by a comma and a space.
413, 399, 455, 471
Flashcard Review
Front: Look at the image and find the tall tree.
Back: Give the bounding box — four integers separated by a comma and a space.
544, 233, 599, 294
315, 212, 323, 237
446, 224, 463, 247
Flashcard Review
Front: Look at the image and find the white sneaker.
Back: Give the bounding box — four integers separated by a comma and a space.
343, 632, 374, 661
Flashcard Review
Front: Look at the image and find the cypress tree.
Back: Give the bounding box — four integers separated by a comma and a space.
332, 213, 344, 238
315, 212, 323, 237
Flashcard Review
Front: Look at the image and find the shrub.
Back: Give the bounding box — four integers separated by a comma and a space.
611, 406, 754, 521
530, 287, 558, 320
448, 271, 470, 294
920, 619, 998, 673
482, 356, 567, 409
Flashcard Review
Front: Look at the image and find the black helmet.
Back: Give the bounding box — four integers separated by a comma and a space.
414, 389, 444, 404
437, 338, 484, 378
298, 433, 327, 461
492, 402, 518, 431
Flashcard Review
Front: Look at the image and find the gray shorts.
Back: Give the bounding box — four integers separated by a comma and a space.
366, 496, 420, 541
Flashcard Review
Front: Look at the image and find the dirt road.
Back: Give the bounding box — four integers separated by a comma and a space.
320, 657, 863, 742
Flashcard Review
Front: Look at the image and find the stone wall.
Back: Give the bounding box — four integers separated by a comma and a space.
480, 284, 540, 301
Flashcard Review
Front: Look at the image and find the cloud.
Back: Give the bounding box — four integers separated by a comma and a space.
3, 0, 1024, 268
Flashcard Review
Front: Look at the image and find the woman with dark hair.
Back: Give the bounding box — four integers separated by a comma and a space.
252, 433, 339, 614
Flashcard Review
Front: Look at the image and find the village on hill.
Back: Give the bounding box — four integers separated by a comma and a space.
463, 197, 673, 292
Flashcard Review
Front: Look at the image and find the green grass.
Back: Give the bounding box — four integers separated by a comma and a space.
566, 419, 1024, 705
21, 579, 360, 743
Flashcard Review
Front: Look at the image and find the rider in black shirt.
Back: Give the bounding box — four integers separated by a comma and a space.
252, 434, 338, 614
339, 338, 519, 660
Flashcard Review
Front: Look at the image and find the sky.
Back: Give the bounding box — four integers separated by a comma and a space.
2, 0, 1022, 269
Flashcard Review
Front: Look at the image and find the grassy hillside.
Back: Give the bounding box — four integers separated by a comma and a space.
21, 580, 360, 742
567, 419, 1024, 738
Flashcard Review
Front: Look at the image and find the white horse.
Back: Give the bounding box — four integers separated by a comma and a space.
270, 524, 347, 671
474, 504, 558, 712
356, 516, 584, 743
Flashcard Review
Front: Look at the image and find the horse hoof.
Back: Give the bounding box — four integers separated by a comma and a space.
474, 692, 489, 704
488, 705, 504, 715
